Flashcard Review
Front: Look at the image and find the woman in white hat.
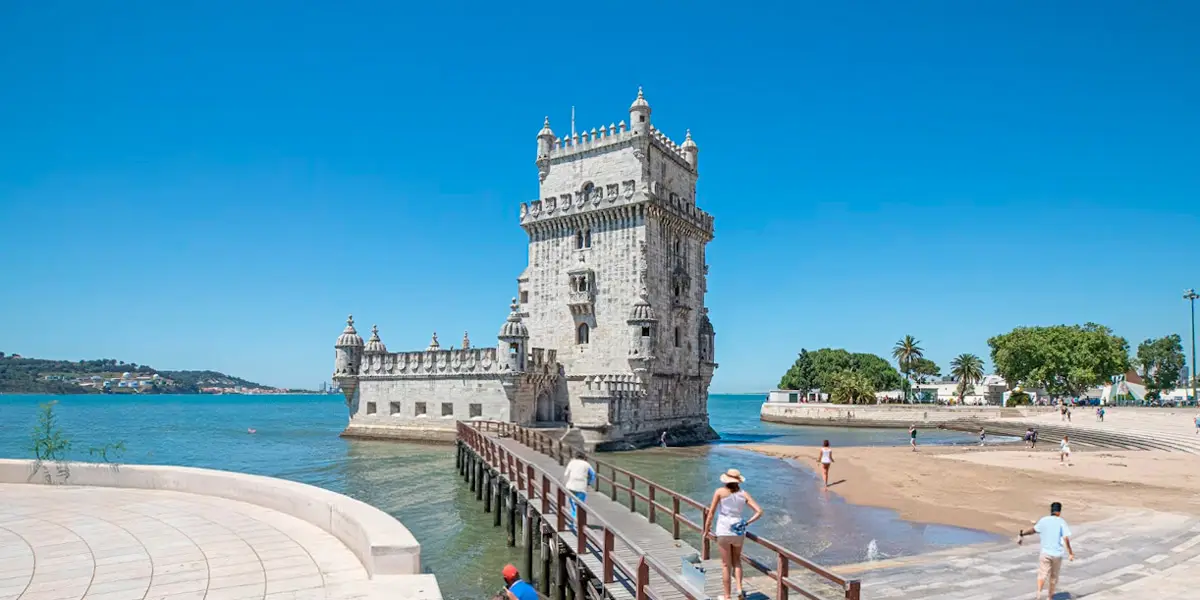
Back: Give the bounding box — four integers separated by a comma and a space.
703, 468, 764, 600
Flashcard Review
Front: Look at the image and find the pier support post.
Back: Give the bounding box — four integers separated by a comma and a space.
476, 461, 484, 501
523, 505, 535, 581
507, 485, 517, 546
539, 524, 552, 596
555, 540, 567, 600
493, 479, 503, 526
463, 451, 471, 481
470, 454, 478, 492
484, 470, 493, 513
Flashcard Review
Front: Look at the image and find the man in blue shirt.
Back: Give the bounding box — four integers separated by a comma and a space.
503, 564, 538, 600
1018, 502, 1075, 600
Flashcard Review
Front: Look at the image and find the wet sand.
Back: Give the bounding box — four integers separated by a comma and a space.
742, 443, 1200, 535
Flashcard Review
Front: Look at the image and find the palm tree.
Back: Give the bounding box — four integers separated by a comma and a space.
891, 335, 924, 402
828, 370, 877, 405
950, 353, 985, 404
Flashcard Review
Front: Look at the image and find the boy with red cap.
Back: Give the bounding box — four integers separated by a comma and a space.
502, 564, 538, 600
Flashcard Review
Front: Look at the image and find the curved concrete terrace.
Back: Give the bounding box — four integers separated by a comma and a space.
0, 460, 440, 600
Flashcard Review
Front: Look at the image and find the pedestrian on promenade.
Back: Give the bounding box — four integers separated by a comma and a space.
703, 468, 764, 600
1032, 428, 1039, 447
1194, 413, 1199, 434
562, 452, 595, 525
1017, 502, 1075, 600
909, 424, 918, 451
1024, 427, 1034, 449
816, 440, 834, 487
1099, 406, 1105, 422
1059, 435, 1071, 465
979, 427, 986, 447
502, 565, 539, 600
1066, 406, 1072, 422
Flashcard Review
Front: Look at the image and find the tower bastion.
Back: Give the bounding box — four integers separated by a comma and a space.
335, 89, 718, 450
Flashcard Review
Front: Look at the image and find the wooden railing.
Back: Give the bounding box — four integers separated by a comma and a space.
462, 420, 862, 600
458, 422, 702, 600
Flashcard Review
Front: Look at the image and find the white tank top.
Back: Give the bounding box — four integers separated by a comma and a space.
714, 491, 747, 536
820, 448, 832, 464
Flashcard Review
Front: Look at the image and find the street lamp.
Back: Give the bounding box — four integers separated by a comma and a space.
1186, 289, 1199, 406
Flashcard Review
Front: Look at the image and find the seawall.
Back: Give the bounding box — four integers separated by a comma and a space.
760, 402, 1056, 428
0, 458, 433, 587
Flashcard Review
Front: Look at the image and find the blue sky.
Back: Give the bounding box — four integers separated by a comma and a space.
1, 1, 1197, 391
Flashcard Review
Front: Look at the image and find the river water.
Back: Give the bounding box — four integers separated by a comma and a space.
0, 393, 1000, 599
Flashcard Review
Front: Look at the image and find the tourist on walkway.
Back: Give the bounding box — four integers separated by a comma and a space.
703, 468, 763, 600
1017, 502, 1075, 600
979, 427, 986, 447
502, 564, 539, 600
1194, 413, 1199, 434
1098, 406, 1105, 422
909, 424, 918, 451
816, 440, 834, 487
1060, 435, 1071, 465
563, 452, 595, 524
1024, 427, 1034, 449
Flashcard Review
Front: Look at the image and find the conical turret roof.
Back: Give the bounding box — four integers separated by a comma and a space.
364, 325, 387, 353
628, 293, 657, 323
336, 315, 364, 347
498, 298, 529, 338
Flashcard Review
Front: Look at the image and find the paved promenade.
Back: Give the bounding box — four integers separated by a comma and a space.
0, 484, 380, 600
843, 510, 1200, 599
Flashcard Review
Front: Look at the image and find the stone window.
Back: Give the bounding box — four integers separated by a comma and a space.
575, 228, 591, 250
520, 290, 529, 304
366, 402, 377, 415
415, 402, 427, 416
469, 403, 482, 418
674, 327, 680, 348
577, 323, 590, 345
639, 114, 646, 123
641, 326, 651, 337
575, 276, 589, 293
389, 402, 400, 415
442, 402, 454, 417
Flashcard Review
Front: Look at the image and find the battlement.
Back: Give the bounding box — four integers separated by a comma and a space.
576, 373, 648, 399
357, 346, 558, 378
547, 123, 692, 168
519, 178, 713, 236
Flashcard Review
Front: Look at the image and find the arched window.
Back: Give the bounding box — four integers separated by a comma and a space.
584, 229, 591, 248
575, 229, 584, 250
577, 323, 590, 345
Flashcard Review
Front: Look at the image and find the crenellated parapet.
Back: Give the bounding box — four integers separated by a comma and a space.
358, 347, 502, 378
575, 373, 647, 400
520, 179, 713, 239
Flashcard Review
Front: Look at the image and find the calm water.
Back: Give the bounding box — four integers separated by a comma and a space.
0, 393, 998, 599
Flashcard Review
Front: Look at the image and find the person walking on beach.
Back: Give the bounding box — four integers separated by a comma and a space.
816, 440, 834, 487
1017, 502, 1075, 600
501, 565, 539, 600
1194, 413, 1199, 434
1059, 435, 1071, 465
909, 424, 918, 451
979, 427, 986, 447
562, 452, 595, 524
1024, 427, 1034, 449
703, 469, 764, 600
660, 430, 668, 447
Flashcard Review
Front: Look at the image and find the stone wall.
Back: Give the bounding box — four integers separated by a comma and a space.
760, 402, 1057, 428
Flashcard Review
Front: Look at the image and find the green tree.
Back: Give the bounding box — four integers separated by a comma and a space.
777, 348, 903, 400
1007, 390, 1032, 406
950, 353, 985, 403
988, 323, 1130, 400
891, 335, 924, 402
909, 358, 941, 384
1136, 335, 1186, 401
779, 349, 818, 398
827, 370, 878, 404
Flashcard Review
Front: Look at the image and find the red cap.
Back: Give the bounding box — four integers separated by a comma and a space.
502, 564, 519, 580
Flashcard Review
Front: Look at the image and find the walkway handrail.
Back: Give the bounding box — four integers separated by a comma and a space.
462, 420, 861, 600
458, 421, 704, 600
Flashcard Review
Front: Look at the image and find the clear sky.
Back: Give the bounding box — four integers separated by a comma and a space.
2, 1, 1197, 391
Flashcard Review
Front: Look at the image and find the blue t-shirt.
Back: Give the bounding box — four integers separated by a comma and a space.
509, 579, 539, 600
1034, 516, 1072, 557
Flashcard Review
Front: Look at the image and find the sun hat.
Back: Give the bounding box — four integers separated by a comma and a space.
719, 468, 745, 484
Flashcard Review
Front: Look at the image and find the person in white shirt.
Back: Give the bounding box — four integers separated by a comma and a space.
1059, 435, 1071, 465
562, 453, 595, 524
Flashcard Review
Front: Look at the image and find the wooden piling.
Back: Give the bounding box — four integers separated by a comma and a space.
469, 454, 477, 492
555, 539, 567, 600
476, 461, 484, 501
522, 505, 534, 581
539, 524, 552, 596
507, 486, 518, 546
493, 479, 503, 526
484, 470, 493, 513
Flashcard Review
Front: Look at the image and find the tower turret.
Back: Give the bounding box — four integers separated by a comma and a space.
536, 117, 555, 182
497, 297, 529, 372
627, 292, 658, 374
629, 87, 651, 135
681, 129, 698, 170
333, 315, 364, 409
364, 325, 387, 354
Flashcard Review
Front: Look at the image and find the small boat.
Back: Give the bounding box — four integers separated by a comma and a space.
247, 428, 257, 434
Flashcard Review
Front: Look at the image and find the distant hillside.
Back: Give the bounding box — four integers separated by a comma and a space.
0, 355, 283, 395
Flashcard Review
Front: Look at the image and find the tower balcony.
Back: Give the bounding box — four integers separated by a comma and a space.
567, 289, 595, 314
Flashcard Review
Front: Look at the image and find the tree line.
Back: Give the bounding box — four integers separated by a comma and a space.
778, 323, 1190, 404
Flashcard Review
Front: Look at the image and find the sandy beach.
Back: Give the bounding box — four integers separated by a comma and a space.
742, 442, 1200, 535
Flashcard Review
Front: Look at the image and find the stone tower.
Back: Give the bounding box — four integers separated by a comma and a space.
517, 88, 718, 448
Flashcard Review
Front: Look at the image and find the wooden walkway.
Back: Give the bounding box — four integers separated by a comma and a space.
456, 421, 859, 600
